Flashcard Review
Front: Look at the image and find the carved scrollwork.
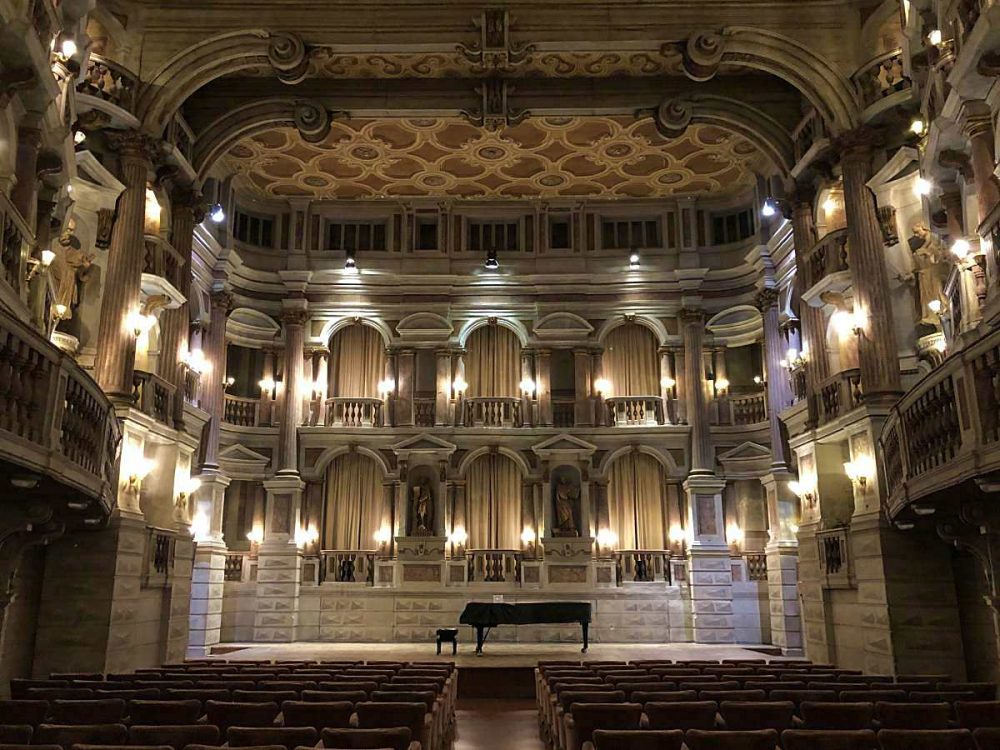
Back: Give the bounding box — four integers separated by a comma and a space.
268, 32, 309, 85
654, 98, 693, 139
293, 99, 332, 144
682, 30, 725, 82
456, 8, 535, 73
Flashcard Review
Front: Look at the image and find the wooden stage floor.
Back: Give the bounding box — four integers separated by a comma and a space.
203, 641, 785, 668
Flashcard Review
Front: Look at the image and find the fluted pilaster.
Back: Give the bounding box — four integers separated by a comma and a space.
200, 288, 232, 470
165, 188, 203, 429
755, 288, 792, 470
681, 309, 712, 474
962, 101, 1000, 225
93, 131, 160, 398
278, 308, 307, 472
791, 194, 830, 399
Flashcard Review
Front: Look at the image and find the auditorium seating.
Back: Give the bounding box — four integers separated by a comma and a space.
1, 658, 456, 750
535, 659, 997, 750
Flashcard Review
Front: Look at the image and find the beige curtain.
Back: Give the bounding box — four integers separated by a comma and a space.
465, 325, 520, 398
603, 323, 659, 396
329, 324, 386, 398
607, 451, 666, 549
323, 453, 383, 549
465, 453, 521, 549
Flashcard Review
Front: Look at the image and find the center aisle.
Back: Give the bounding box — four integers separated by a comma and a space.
454, 699, 546, 750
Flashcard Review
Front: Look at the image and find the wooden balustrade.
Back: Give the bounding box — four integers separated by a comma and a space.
325, 397, 383, 427
553, 399, 575, 428
462, 397, 522, 427
183, 368, 201, 407
414, 398, 436, 427
223, 394, 260, 427
880, 327, 1000, 517
166, 113, 196, 164
0, 191, 31, 299
729, 391, 767, 425
0, 302, 124, 506
818, 369, 863, 424
467, 549, 522, 583
743, 552, 768, 582
792, 107, 829, 166
143, 235, 184, 290
816, 527, 853, 589
76, 54, 138, 113
852, 49, 911, 111
804, 228, 850, 288
605, 396, 663, 426
615, 550, 671, 584
321, 550, 376, 584
132, 370, 176, 425
142, 526, 176, 588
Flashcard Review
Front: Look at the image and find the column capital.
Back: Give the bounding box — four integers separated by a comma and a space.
280, 308, 309, 327
753, 287, 780, 313
106, 129, 164, 166
171, 185, 207, 223
209, 288, 234, 314
832, 125, 882, 162
959, 99, 994, 140
678, 307, 705, 325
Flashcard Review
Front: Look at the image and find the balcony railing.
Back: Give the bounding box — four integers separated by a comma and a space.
321, 550, 376, 584
0, 307, 120, 508
816, 527, 853, 589
467, 549, 522, 583
132, 369, 176, 426
852, 49, 912, 112
553, 399, 575, 428
615, 550, 671, 584
325, 397, 383, 428
76, 55, 138, 114
1, 191, 31, 299
462, 397, 522, 428
223, 394, 260, 427
792, 107, 830, 166
743, 552, 768, 582
166, 112, 196, 164
880, 327, 1000, 517
818, 368, 863, 424
414, 398, 436, 427
606, 396, 664, 426
143, 236, 184, 290
183, 368, 201, 407
805, 228, 850, 288
729, 391, 767, 425
142, 527, 176, 589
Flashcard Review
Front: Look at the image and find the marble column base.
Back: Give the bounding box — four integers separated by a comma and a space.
765, 541, 803, 654
187, 539, 227, 657
687, 547, 735, 644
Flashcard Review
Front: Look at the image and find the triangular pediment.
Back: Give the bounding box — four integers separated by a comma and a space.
532, 433, 597, 457
718, 441, 771, 461
391, 432, 457, 455
218, 444, 271, 475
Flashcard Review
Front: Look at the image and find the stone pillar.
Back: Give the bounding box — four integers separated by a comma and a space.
396, 348, 415, 426
10, 126, 41, 225
791, 192, 829, 423
573, 348, 593, 427
255, 474, 305, 642
659, 347, 676, 424
164, 188, 202, 429
93, 132, 158, 399
941, 188, 983, 333
277, 308, 307, 473
187, 474, 230, 657
199, 289, 232, 471
435, 348, 452, 427
760, 473, 801, 654
962, 101, 1000, 231
536, 348, 553, 426
669, 344, 687, 424
756, 288, 793, 470
838, 129, 902, 403
681, 310, 712, 474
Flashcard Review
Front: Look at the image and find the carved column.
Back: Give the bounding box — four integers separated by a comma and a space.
10, 126, 41, 225
837, 129, 902, 402
435, 349, 453, 427
396, 348, 415, 426
668, 344, 687, 424
573, 348, 593, 427
93, 132, 159, 399
791, 191, 830, 420
165, 188, 203, 429
199, 289, 232, 471
278, 307, 307, 473
536, 348, 553, 426
756, 288, 792, 470
681, 310, 712, 474
961, 101, 1000, 228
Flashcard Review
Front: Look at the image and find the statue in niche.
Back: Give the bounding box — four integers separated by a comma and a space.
49, 219, 96, 321
552, 476, 580, 537
410, 479, 434, 536
907, 223, 949, 327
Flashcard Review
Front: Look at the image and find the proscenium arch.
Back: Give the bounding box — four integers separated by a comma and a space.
320, 317, 394, 348
457, 446, 531, 479
457, 317, 530, 348
595, 315, 669, 347
598, 444, 679, 478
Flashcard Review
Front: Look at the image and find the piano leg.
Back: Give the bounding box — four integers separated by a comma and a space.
475, 625, 485, 655
581, 621, 589, 653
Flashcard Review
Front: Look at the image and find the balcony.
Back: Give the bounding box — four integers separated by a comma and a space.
325, 397, 383, 428
791, 107, 831, 171
720, 391, 768, 426
553, 399, 575, 428
816, 527, 854, 589
132, 370, 176, 426
851, 49, 913, 120
0, 306, 120, 511
615, 550, 672, 584
818, 369, 863, 425
76, 55, 139, 117
322, 550, 377, 584
462, 397, 522, 428
804, 228, 850, 290
143, 236, 184, 292
1, 191, 31, 305
467, 549, 523, 583
223, 394, 260, 427
880, 327, 1000, 518
414, 398, 436, 427
606, 396, 664, 427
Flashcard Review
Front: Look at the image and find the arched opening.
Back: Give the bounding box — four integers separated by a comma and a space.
606, 451, 667, 550
322, 452, 384, 550
465, 324, 521, 398
465, 452, 522, 549
328, 322, 386, 399
602, 323, 660, 397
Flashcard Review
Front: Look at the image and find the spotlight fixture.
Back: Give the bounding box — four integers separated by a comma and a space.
629, 251, 640, 269
209, 203, 225, 223
950, 238, 971, 260
913, 177, 933, 197
485, 249, 499, 269
910, 118, 926, 136
73, 129, 86, 145
60, 37, 78, 58
344, 247, 357, 271
928, 29, 943, 46
761, 198, 778, 218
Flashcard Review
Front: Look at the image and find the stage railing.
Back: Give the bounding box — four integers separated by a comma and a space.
606, 396, 664, 426
325, 397, 383, 428
321, 549, 377, 584
467, 549, 522, 583
615, 549, 672, 584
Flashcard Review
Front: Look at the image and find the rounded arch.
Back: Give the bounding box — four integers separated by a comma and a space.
598, 444, 678, 478
457, 446, 531, 479
706, 305, 763, 347
320, 316, 393, 348
457, 317, 529, 347
227, 307, 281, 347
194, 99, 302, 180
595, 315, 669, 346
313, 444, 391, 479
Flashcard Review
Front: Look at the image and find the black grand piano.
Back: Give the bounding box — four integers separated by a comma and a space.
459, 600, 592, 654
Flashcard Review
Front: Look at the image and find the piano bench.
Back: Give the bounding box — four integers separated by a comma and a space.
436, 628, 459, 655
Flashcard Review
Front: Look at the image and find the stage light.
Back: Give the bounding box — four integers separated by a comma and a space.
910, 118, 926, 136
761, 198, 777, 218
629, 252, 640, 269
914, 177, 933, 197
209, 204, 225, 223
485, 249, 499, 269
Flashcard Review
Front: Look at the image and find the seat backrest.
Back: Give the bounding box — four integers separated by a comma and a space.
770, 690, 838, 708
0, 700, 49, 727
355, 701, 426, 734
591, 728, 685, 750
560, 691, 627, 711
632, 691, 698, 705
800, 702, 874, 730
684, 728, 779, 750
232, 689, 298, 704
947, 684, 998, 701
371, 690, 436, 710
699, 690, 767, 702
127, 699, 203, 725
838, 690, 907, 703
720, 701, 795, 730
321, 726, 411, 750
567, 703, 643, 745
780, 729, 878, 750
875, 729, 974, 750
876, 701, 951, 729
164, 688, 230, 702
643, 701, 719, 730
0, 725, 32, 744
616, 683, 676, 699
204, 700, 280, 731
956, 702, 1000, 729
300, 689, 367, 704
127, 724, 220, 750
973, 728, 1000, 750
280, 700, 354, 730
226, 725, 317, 750
34, 722, 128, 750
320, 681, 379, 694
27, 689, 93, 701
94, 689, 161, 701
10, 680, 68, 700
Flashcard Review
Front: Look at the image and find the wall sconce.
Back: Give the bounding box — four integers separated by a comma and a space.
246, 526, 264, 545
223, 376, 235, 390
521, 526, 537, 557
788, 476, 816, 504
519, 378, 536, 397
761, 198, 779, 218
628, 252, 640, 270
909, 118, 926, 137
184, 349, 209, 375
928, 28, 943, 46
378, 378, 396, 398
660, 376, 676, 389
191, 508, 212, 542
259, 377, 277, 398
913, 176, 933, 197
596, 528, 618, 555
779, 347, 806, 371
447, 526, 468, 555
125, 454, 155, 491
52, 303, 68, 321
294, 524, 320, 549
209, 204, 225, 223
26, 249, 56, 281
594, 378, 611, 397
844, 455, 875, 489
374, 526, 392, 549
950, 238, 972, 262
668, 523, 687, 550
822, 196, 839, 216
451, 376, 468, 398
344, 248, 358, 272
175, 476, 201, 506
144, 188, 162, 231
126, 310, 156, 338
725, 522, 744, 549
713, 378, 730, 397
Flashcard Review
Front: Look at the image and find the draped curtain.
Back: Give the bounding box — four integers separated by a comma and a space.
329, 324, 386, 398
603, 323, 659, 396
465, 325, 520, 398
607, 451, 666, 549
465, 453, 521, 549
323, 453, 383, 549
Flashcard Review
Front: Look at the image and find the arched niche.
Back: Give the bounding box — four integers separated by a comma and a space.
457, 316, 530, 348
595, 314, 668, 346
227, 307, 280, 348
405, 463, 442, 537
548, 464, 584, 539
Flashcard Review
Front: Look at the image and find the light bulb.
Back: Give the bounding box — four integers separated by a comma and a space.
910, 118, 926, 136
629, 252, 640, 269
951, 238, 971, 259
660, 376, 676, 389
448, 526, 468, 546
753, 375, 762, 385
927, 299, 942, 314
73, 130, 86, 145
259, 377, 276, 392
521, 527, 536, 545
668, 524, 686, 544
726, 523, 744, 546
60, 38, 77, 58
761, 199, 777, 218
485, 252, 499, 269
246, 527, 264, 544
596, 528, 618, 548
914, 177, 933, 197
928, 29, 943, 46
594, 378, 611, 396
181, 476, 201, 496
374, 526, 392, 545
519, 377, 536, 395
209, 204, 225, 223
823, 197, 838, 215
452, 376, 468, 395
40, 249, 56, 267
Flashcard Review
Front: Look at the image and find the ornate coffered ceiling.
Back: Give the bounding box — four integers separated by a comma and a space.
223, 116, 764, 201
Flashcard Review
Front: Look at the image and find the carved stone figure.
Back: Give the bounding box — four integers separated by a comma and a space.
909, 223, 949, 326
410, 479, 434, 536
50, 219, 95, 320
553, 477, 580, 537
